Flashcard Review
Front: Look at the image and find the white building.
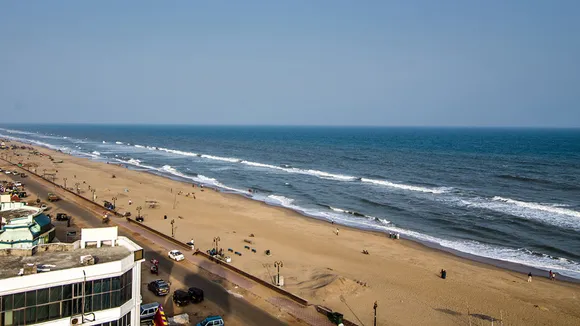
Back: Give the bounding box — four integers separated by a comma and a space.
0, 202, 55, 249
0, 227, 145, 326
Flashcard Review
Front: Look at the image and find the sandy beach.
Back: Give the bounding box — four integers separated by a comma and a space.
3, 140, 580, 326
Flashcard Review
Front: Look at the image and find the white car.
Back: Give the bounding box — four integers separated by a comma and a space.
14, 182, 22, 187
168, 250, 185, 261
4, 171, 10, 174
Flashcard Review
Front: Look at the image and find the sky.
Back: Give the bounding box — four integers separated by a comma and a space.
0, 1, 579, 127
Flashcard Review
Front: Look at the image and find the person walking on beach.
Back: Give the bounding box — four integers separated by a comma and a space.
528, 272, 533, 282
335, 228, 339, 236
129, 199, 132, 205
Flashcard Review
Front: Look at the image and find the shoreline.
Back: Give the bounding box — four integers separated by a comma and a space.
27, 142, 580, 283
3, 138, 580, 325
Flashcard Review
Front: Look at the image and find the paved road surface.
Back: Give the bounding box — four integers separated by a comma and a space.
12, 172, 287, 326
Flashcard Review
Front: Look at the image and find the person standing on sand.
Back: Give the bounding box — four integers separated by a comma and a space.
335, 228, 339, 236
528, 272, 533, 282
129, 199, 132, 205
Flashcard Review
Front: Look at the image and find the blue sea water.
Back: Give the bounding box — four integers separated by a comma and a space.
1, 125, 580, 278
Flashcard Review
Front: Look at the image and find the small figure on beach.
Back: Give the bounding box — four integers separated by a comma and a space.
528, 272, 533, 282
440, 269, 447, 279
129, 199, 132, 205
551, 272, 556, 281
164, 215, 168, 220
335, 228, 339, 236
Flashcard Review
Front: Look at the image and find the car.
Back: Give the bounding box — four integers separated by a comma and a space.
188, 287, 204, 303
147, 279, 170, 296
56, 213, 69, 221
196, 316, 224, 326
13, 182, 22, 187
136, 216, 144, 222
168, 250, 185, 261
172, 290, 190, 306
4, 171, 11, 174
139, 302, 160, 321
40, 204, 48, 211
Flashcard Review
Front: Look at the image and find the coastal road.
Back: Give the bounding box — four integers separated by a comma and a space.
8, 170, 288, 326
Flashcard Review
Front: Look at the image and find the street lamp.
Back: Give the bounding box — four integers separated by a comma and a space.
213, 236, 221, 254
170, 219, 176, 238
63, 177, 67, 189
136, 206, 142, 218
75, 182, 80, 194
373, 301, 378, 326
274, 261, 284, 286
112, 196, 117, 208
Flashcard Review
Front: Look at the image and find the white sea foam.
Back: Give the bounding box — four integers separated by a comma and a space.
158, 147, 199, 157
134, 144, 145, 148
492, 196, 580, 218
361, 178, 450, 194
102, 141, 106, 144
91, 151, 101, 156
115, 141, 124, 145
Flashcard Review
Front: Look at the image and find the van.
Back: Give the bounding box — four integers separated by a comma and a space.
140, 302, 160, 321
196, 316, 224, 326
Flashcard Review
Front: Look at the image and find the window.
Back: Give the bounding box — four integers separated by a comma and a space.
62, 300, 72, 317
84, 295, 92, 312
63, 284, 73, 299
102, 279, 111, 293
2, 294, 13, 311
92, 294, 102, 311
13, 309, 24, 325
73, 283, 83, 298
25, 291, 36, 307
111, 291, 120, 307
112, 276, 121, 290
85, 280, 93, 295
48, 303, 60, 319
37, 288, 49, 305
13, 293, 24, 309
25, 307, 36, 324
102, 293, 111, 310
50, 286, 62, 302
36, 304, 49, 322
93, 279, 102, 294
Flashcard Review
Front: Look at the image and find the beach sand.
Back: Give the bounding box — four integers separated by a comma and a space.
3, 141, 580, 325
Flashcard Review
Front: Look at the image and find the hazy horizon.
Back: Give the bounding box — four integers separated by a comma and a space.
1, 1, 579, 127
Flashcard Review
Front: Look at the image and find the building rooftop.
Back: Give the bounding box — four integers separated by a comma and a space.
0, 244, 131, 280
1, 207, 38, 222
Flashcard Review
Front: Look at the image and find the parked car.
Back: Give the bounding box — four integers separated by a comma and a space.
4, 170, 11, 174
13, 182, 22, 187
168, 250, 185, 262
56, 213, 69, 221
139, 302, 160, 321
20, 173, 26, 178
136, 216, 144, 222
147, 279, 170, 296
196, 316, 224, 326
40, 204, 48, 211
188, 287, 204, 303
172, 290, 190, 306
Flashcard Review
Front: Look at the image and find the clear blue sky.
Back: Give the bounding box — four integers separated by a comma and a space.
1, 1, 579, 127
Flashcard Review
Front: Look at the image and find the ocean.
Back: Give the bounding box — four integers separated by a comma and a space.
1, 125, 579, 279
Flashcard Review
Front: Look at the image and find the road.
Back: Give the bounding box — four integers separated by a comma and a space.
8, 170, 287, 326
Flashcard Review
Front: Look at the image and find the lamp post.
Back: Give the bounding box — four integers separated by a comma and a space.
213, 236, 221, 254
170, 219, 176, 238
112, 196, 117, 208
75, 182, 80, 194
274, 261, 284, 286
373, 301, 378, 326
63, 177, 67, 189
136, 206, 142, 218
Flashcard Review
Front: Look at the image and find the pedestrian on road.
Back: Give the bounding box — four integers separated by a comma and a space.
528, 272, 533, 282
